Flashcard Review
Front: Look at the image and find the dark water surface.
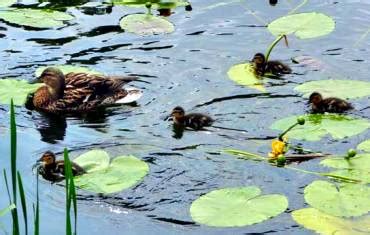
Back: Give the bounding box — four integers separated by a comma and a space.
1, 0, 370, 234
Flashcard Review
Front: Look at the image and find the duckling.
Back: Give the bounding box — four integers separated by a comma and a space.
36, 151, 86, 182
170, 106, 214, 130
309, 92, 353, 113
251, 53, 292, 76
31, 67, 143, 114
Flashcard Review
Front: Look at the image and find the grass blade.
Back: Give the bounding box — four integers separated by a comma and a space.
33, 174, 39, 235
64, 149, 73, 235
17, 172, 28, 235
3, 170, 12, 205
0, 204, 16, 217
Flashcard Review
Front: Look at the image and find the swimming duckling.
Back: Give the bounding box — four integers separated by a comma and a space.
35, 151, 86, 182
170, 106, 214, 130
309, 92, 353, 113
32, 67, 142, 114
251, 53, 292, 76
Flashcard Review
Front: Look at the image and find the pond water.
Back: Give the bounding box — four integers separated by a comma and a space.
0, 0, 370, 234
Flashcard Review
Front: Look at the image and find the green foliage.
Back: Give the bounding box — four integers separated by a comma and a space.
327, 169, 370, 184
190, 187, 288, 227
0, 79, 42, 106
271, 114, 370, 141
295, 79, 370, 99
304, 180, 370, 217
268, 12, 335, 39
110, 0, 189, 9
357, 139, 370, 152
17, 172, 28, 235
0, 0, 15, 7
292, 208, 370, 235
320, 153, 370, 170
227, 63, 266, 92
0, 9, 74, 29
0, 204, 15, 217
35, 65, 101, 77
74, 150, 149, 194
120, 14, 174, 35
64, 149, 77, 235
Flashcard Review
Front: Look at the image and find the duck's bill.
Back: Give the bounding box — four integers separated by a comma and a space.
29, 76, 42, 84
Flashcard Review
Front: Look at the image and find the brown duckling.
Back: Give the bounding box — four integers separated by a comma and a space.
309, 92, 353, 113
252, 53, 292, 76
32, 67, 143, 114
36, 151, 86, 182
171, 106, 214, 130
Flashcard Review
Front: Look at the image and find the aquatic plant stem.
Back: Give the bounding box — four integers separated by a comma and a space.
278, 122, 299, 141
265, 34, 286, 63
288, 0, 308, 15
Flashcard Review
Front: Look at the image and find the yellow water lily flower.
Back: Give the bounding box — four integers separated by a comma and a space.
268, 138, 287, 159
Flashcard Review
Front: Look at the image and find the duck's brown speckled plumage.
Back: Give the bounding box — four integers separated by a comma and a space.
252, 53, 292, 76
309, 92, 353, 113
171, 106, 214, 130
36, 151, 86, 182
32, 67, 142, 114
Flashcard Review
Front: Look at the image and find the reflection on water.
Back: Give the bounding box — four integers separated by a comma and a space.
34, 113, 67, 144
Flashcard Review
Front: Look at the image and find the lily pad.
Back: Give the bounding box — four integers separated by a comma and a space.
328, 169, 370, 184
270, 114, 370, 141
74, 150, 149, 194
304, 180, 370, 217
227, 63, 266, 92
320, 153, 370, 170
268, 12, 335, 39
120, 14, 174, 35
0, 79, 42, 106
357, 139, 370, 152
35, 65, 101, 77
0, 9, 74, 29
295, 79, 370, 99
190, 187, 288, 227
110, 0, 189, 9
292, 208, 370, 235
0, 0, 15, 7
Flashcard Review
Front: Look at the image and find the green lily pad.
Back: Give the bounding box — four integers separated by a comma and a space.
35, 65, 101, 77
227, 63, 266, 92
328, 169, 370, 184
190, 187, 288, 227
270, 114, 370, 141
120, 14, 174, 35
268, 12, 335, 39
110, 0, 189, 9
0, 79, 43, 106
0, 9, 74, 29
74, 150, 149, 194
0, 204, 15, 217
292, 208, 370, 235
357, 139, 370, 152
320, 153, 370, 170
0, 0, 15, 7
295, 79, 370, 99
304, 180, 370, 217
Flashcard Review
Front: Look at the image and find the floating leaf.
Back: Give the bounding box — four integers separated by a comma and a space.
328, 169, 370, 184
320, 153, 370, 170
35, 65, 101, 77
268, 12, 335, 39
120, 14, 174, 35
190, 187, 288, 227
74, 150, 149, 194
0, 79, 42, 106
0, 0, 15, 7
0, 8, 74, 29
292, 208, 370, 235
0, 204, 15, 217
304, 180, 370, 217
110, 0, 189, 9
227, 63, 266, 92
270, 114, 370, 141
357, 139, 370, 152
295, 79, 370, 99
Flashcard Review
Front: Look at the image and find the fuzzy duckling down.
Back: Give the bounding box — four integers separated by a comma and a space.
35, 151, 85, 182
31, 67, 143, 114
309, 92, 353, 113
170, 106, 214, 130
251, 53, 292, 76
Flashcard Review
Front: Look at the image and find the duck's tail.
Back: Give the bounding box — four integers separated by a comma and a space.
115, 87, 143, 104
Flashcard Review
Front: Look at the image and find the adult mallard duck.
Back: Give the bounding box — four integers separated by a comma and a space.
170, 106, 214, 130
252, 53, 292, 76
35, 151, 85, 182
31, 67, 143, 114
309, 92, 353, 113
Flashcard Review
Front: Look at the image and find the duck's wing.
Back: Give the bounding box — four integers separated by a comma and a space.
324, 98, 353, 112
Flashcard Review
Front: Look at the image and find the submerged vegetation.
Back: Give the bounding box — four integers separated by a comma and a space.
0, 0, 369, 234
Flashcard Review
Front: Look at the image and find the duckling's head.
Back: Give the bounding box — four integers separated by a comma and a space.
252, 53, 266, 65
171, 106, 185, 119
309, 92, 323, 105
38, 151, 56, 167
38, 67, 66, 99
